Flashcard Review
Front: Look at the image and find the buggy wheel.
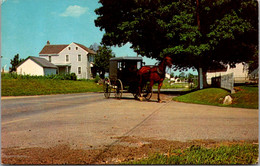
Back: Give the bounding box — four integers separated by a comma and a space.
143, 83, 153, 100
103, 78, 111, 98
115, 79, 123, 99
133, 92, 140, 100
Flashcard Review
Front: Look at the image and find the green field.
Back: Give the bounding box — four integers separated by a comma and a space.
154, 79, 191, 89
173, 85, 258, 109
125, 144, 258, 165
1, 74, 103, 96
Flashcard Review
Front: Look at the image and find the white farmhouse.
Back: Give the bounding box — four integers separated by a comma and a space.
39, 41, 96, 79
207, 63, 250, 84
165, 73, 171, 79
16, 56, 57, 76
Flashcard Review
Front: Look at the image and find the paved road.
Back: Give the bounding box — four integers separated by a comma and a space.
1, 92, 258, 150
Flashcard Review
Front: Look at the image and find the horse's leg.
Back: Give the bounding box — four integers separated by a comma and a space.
149, 80, 154, 101
138, 75, 143, 101
158, 81, 163, 103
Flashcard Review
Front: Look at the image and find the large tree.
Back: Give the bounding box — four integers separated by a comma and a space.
90, 44, 115, 79
95, 0, 258, 88
10, 54, 24, 73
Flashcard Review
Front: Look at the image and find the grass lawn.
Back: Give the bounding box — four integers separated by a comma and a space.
125, 144, 258, 165
154, 79, 190, 89
231, 85, 259, 109
1, 77, 103, 96
173, 85, 258, 109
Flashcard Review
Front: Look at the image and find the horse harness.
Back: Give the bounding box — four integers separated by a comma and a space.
141, 66, 164, 77
156, 67, 164, 76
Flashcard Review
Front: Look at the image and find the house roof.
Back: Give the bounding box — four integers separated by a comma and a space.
17, 56, 57, 69
39, 42, 96, 55
74, 43, 97, 54
39, 44, 68, 55
110, 56, 143, 61
250, 68, 259, 76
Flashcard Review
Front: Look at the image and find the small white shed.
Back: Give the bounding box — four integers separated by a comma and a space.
16, 56, 57, 76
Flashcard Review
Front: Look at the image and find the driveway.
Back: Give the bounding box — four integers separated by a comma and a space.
1, 92, 258, 164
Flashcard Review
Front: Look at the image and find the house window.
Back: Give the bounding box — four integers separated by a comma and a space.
88, 55, 94, 63
49, 56, 51, 62
76, 47, 78, 50
78, 67, 81, 74
68, 47, 71, 50
66, 55, 69, 62
78, 54, 81, 61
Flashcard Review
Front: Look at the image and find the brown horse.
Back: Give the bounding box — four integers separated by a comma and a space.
137, 56, 173, 102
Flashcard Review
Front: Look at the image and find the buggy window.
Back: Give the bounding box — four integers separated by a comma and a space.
118, 61, 126, 71
137, 61, 141, 69
125, 61, 137, 72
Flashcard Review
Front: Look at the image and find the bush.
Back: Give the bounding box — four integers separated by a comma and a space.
69, 73, 77, 80
94, 75, 101, 83
1, 73, 78, 80
49, 73, 77, 80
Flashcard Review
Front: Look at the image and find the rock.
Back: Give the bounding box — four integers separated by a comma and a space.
223, 95, 233, 105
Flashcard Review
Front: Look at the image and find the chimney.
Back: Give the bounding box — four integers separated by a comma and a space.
47, 41, 50, 45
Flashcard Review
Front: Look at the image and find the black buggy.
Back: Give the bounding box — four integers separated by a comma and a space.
103, 56, 152, 100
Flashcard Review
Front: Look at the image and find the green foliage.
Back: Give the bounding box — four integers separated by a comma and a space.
247, 50, 259, 73
179, 72, 186, 79
1, 73, 77, 80
126, 144, 258, 165
94, 75, 101, 83
170, 73, 174, 78
69, 73, 77, 80
1, 73, 102, 96
187, 73, 194, 78
10, 54, 24, 73
90, 44, 115, 79
173, 85, 258, 109
95, 0, 258, 87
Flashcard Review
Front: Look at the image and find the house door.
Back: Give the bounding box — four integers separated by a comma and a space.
58, 66, 70, 74
58, 67, 66, 74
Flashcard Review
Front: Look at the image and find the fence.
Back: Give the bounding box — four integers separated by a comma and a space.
211, 73, 234, 93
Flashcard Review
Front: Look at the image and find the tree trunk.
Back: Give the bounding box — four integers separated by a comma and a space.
99, 70, 105, 79
196, 0, 201, 31
197, 67, 209, 89
196, 0, 207, 89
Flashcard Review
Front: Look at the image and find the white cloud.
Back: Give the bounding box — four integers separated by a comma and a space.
60, 5, 88, 17
1, 0, 7, 5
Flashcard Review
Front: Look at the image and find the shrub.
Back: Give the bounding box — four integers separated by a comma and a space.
2, 73, 78, 80
69, 73, 77, 80
94, 75, 101, 83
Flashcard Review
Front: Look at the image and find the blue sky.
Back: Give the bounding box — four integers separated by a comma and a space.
1, 0, 196, 75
